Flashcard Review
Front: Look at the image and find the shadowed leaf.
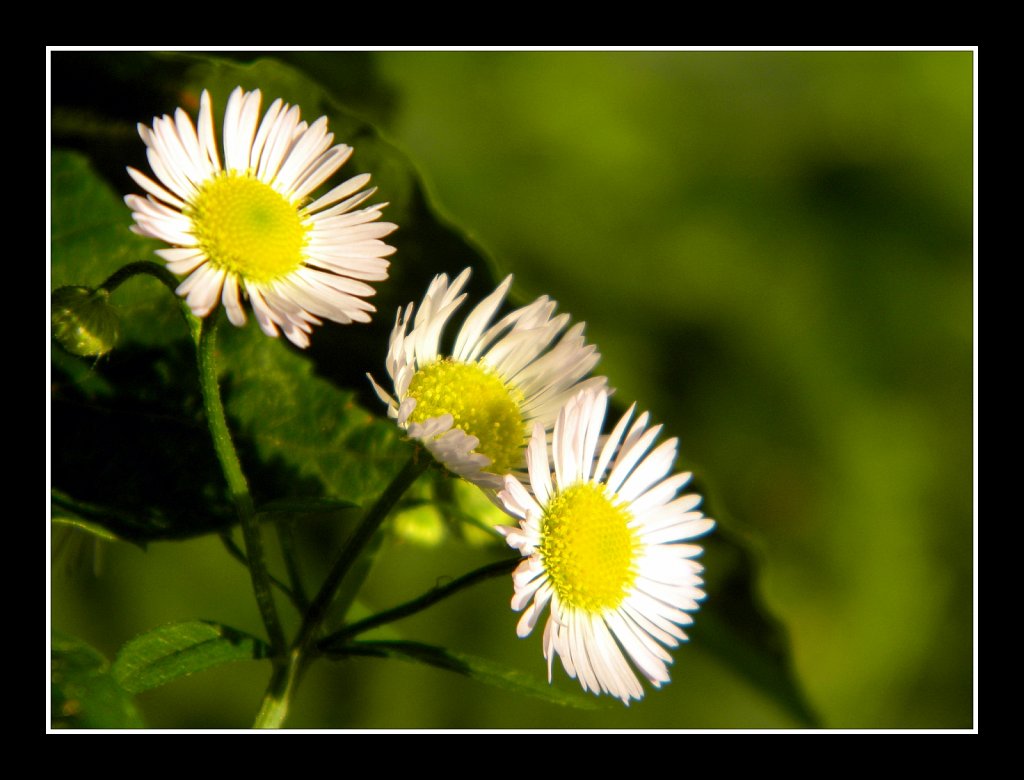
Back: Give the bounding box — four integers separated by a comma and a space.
696, 524, 820, 726
334, 640, 605, 711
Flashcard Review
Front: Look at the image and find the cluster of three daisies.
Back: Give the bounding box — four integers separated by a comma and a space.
125, 86, 714, 704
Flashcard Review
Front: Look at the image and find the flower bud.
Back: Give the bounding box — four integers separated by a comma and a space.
51, 286, 120, 357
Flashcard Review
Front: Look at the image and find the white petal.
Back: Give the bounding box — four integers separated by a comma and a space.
629, 472, 694, 516
126, 166, 185, 209
499, 473, 541, 521
452, 275, 513, 362
607, 422, 661, 494
184, 266, 226, 317
224, 88, 261, 171
367, 373, 398, 410
159, 249, 207, 276
516, 593, 549, 638
196, 90, 221, 171
221, 275, 246, 326
594, 403, 635, 484
245, 281, 281, 339
526, 423, 552, 505
591, 613, 646, 701
305, 172, 371, 213
579, 389, 607, 482
617, 437, 678, 504
292, 145, 353, 200
258, 103, 302, 181
249, 97, 283, 172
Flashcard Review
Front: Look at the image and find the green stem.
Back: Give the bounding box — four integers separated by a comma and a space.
253, 450, 429, 728
253, 654, 301, 729
275, 519, 309, 611
219, 532, 301, 610
99, 262, 290, 644
100, 260, 198, 339
300, 453, 429, 647
100, 260, 181, 297
195, 315, 286, 656
317, 557, 520, 650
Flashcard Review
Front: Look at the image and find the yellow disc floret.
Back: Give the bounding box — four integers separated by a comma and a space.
406, 358, 526, 476
187, 172, 309, 283
540, 483, 639, 613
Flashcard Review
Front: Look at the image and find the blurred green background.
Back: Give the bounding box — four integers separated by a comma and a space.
50, 50, 974, 729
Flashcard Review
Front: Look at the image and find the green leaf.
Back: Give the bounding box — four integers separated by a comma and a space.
112, 621, 270, 694
218, 320, 413, 508
51, 631, 145, 729
51, 347, 238, 544
337, 640, 604, 711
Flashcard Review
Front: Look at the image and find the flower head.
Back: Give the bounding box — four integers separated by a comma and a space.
498, 388, 714, 704
370, 268, 605, 490
125, 87, 397, 347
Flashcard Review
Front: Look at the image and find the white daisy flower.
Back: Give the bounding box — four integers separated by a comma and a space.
498, 387, 714, 704
124, 86, 397, 348
369, 268, 606, 491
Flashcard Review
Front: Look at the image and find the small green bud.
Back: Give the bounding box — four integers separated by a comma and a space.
51, 286, 121, 357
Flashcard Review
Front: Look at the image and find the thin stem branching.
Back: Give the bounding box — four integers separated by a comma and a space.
317, 556, 520, 650
254, 451, 430, 728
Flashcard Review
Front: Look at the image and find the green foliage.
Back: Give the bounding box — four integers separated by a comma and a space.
113, 621, 270, 694
51, 632, 144, 729
338, 640, 604, 711
47, 51, 845, 728
218, 321, 411, 508
50, 150, 411, 540
51, 491, 131, 544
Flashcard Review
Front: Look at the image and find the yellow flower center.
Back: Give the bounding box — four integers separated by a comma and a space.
540, 482, 639, 613
187, 171, 309, 283
406, 358, 526, 476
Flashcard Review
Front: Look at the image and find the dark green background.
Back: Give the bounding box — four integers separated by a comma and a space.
50, 50, 974, 729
